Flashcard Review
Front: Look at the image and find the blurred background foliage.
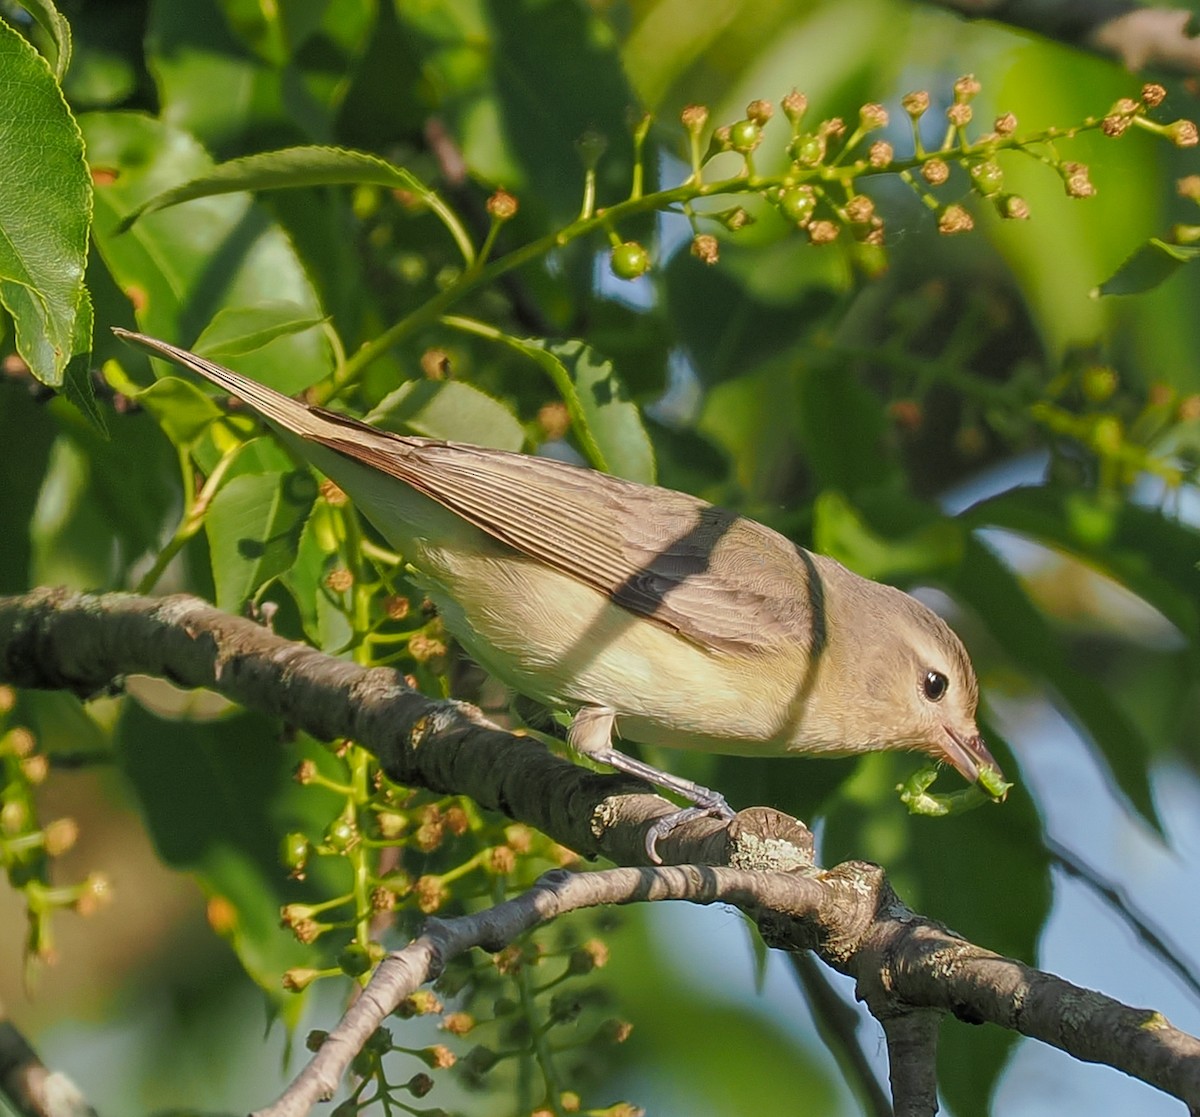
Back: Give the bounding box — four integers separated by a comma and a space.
1, 0, 1199, 1114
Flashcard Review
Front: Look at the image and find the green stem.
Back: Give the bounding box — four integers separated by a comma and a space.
322, 112, 1118, 397
134, 446, 240, 594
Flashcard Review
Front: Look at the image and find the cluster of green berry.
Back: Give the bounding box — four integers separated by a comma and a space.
599, 77, 1197, 282
0, 686, 109, 973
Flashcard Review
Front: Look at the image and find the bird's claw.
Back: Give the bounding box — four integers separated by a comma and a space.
644, 793, 736, 863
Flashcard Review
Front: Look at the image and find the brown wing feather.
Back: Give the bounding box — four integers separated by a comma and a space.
310, 418, 818, 656
110, 329, 818, 657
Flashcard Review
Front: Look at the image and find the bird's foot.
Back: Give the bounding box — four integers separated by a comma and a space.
644, 791, 735, 864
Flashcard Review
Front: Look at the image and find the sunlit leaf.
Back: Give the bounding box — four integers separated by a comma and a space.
367, 378, 525, 452
0, 14, 90, 388
464, 330, 656, 483
84, 112, 328, 390
14, 0, 72, 80
114, 144, 473, 264
206, 469, 318, 610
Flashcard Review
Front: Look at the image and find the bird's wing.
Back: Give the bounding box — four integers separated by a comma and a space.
112, 329, 820, 656
314, 421, 820, 656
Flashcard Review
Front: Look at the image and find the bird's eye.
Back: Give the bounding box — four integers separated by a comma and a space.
922, 670, 948, 702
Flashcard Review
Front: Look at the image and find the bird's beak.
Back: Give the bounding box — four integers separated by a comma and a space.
941, 726, 1001, 784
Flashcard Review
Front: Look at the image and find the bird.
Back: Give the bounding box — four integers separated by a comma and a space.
114, 328, 1001, 856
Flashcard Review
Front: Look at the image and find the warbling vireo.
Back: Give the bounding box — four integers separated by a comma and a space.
115, 329, 1001, 852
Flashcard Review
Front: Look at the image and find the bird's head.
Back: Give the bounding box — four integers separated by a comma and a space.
831, 580, 999, 784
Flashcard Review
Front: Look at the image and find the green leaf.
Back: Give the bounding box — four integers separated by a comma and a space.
14, 0, 72, 80
448, 321, 655, 483
30, 403, 179, 588
206, 469, 318, 610
795, 357, 893, 493
83, 112, 327, 389
0, 14, 90, 387
663, 246, 841, 385
114, 144, 473, 265
113, 374, 226, 449
192, 300, 332, 396
281, 499, 352, 647
398, 0, 637, 225
812, 491, 964, 581
194, 300, 327, 359
145, 0, 374, 155
1093, 238, 1200, 297
366, 378, 525, 452
218, 0, 329, 66
0, 378, 57, 592
116, 700, 344, 1013
531, 337, 656, 483
961, 485, 1200, 641
60, 285, 105, 435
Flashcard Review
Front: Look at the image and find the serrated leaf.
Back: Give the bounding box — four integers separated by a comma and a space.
0, 15, 90, 386
115, 143, 472, 263
281, 500, 353, 648
1093, 237, 1200, 297
206, 469, 318, 610
16, 0, 72, 80
367, 378, 525, 451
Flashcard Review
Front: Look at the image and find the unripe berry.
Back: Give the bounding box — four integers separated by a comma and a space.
790, 134, 825, 166
680, 104, 709, 133
1081, 366, 1118, 403
337, 942, 373, 977
938, 204, 974, 235
728, 118, 762, 153
280, 831, 309, 871
970, 160, 1004, 197
610, 242, 650, 280
859, 103, 888, 130
324, 817, 357, 852
996, 194, 1030, 220
1091, 415, 1123, 455
1142, 83, 1167, 108
868, 140, 893, 167
807, 220, 839, 245
690, 234, 719, 265
994, 112, 1017, 135
486, 189, 518, 220
1167, 119, 1200, 147
778, 185, 817, 225
781, 90, 808, 124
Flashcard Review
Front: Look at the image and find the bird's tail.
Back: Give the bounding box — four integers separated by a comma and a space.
111, 328, 330, 440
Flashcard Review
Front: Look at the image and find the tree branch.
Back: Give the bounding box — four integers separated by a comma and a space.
3, 588, 1200, 1114
922, 1, 1200, 75
0, 1002, 97, 1117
